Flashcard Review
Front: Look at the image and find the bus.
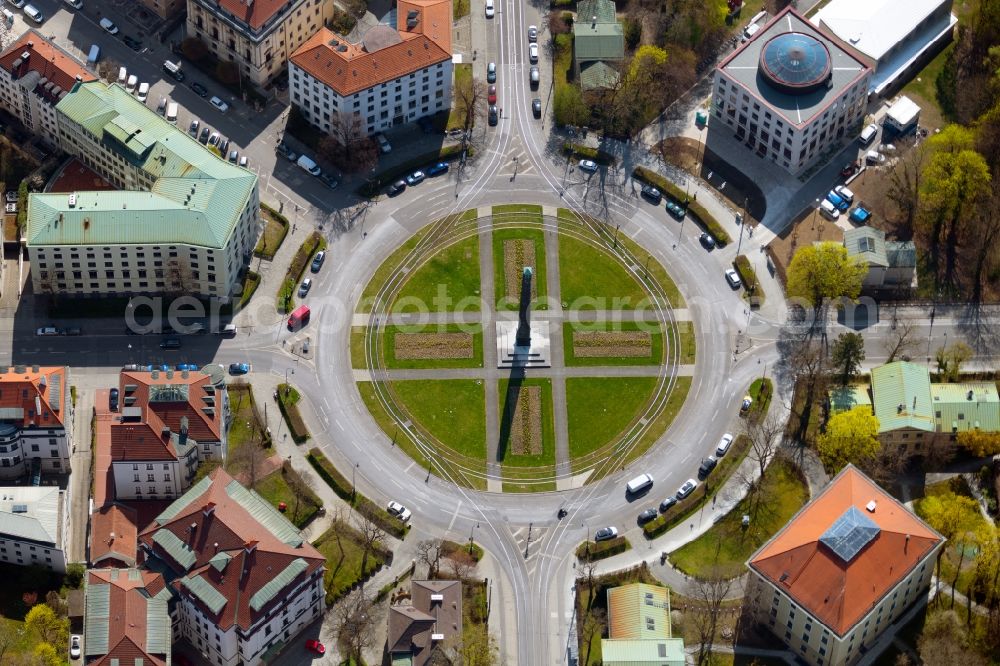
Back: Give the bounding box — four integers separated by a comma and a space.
288, 305, 311, 330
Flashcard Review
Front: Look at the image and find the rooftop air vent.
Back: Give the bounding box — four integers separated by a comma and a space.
338, 45, 348, 52
431, 634, 444, 642
967, 390, 974, 400
20, 51, 30, 61
430, 593, 444, 602
68, 194, 77, 208
865, 500, 877, 513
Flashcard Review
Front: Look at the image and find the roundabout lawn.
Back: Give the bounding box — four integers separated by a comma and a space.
566, 377, 658, 460
668, 457, 809, 578
562, 321, 664, 366
497, 377, 556, 492
557, 232, 648, 309
492, 227, 548, 310
666, 321, 697, 365
357, 227, 431, 313
390, 379, 487, 461
392, 234, 481, 312
492, 203, 543, 224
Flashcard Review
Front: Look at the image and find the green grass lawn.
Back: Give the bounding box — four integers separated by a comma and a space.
225, 387, 272, 473
669, 458, 809, 578
493, 227, 548, 310
558, 208, 685, 308
356, 381, 431, 469
667, 320, 696, 364
448, 63, 473, 131
357, 227, 431, 312
392, 234, 481, 313
562, 321, 664, 366
566, 377, 658, 460
493, 203, 544, 224
497, 377, 557, 492
748, 376, 773, 419
313, 520, 390, 605
350, 326, 367, 368
558, 232, 648, 310
253, 208, 289, 259
253, 463, 321, 528
392, 379, 486, 460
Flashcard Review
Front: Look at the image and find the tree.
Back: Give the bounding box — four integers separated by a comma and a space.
356, 514, 385, 590
816, 407, 880, 473
919, 491, 980, 585
455, 624, 499, 666
956, 430, 1000, 457
417, 539, 443, 577
689, 570, 733, 665
453, 76, 486, 136
318, 112, 378, 174
333, 589, 375, 663
936, 341, 974, 381
445, 549, 476, 581
284, 464, 319, 525
917, 609, 986, 665
25, 603, 67, 648
969, 524, 1000, 626
743, 413, 783, 482
830, 332, 866, 385
553, 83, 590, 128
882, 318, 919, 362
228, 433, 266, 490
548, 10, 571, 36
215, 60, 240, 87
96, 59, 123, 84
579, 607, 605, 666
785, 242, 867, 321
32, 643, 62, 666
885, 144, 927, 230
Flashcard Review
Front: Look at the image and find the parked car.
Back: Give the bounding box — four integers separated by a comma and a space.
188, 119, 200, 137
239, 156, 248, 168
189, 81, 208, 97
826, 190, 849, 211
865, 150, 885, 165
276, 142, 298, 161
123, 35, 142, 52
676, 478, 698, 500
207, 132, 220, 147
528, 43, 538, 63
740, 395, 753, 413
698, 456, 718, 479
528, 25, 538, 42
388, 180, 406, 196
218, 137, 230, 154
305, 639, 325, 655
665, 200, 686, 220
228, 363, 250, 375
638, 508, 657, 524
715, 433, 734, 457
7, 0, 26, 8
209, 96, 229, 113
375, 133, 391, 154
405, 170, 426, 186
532, 98, 542, 118
426, 161, 449, 177
487, 62, 496, 83
70, 635, 81, 659
530, 66, 539, 89
319, 172, 339, 189
99, 17, 119, 34
640, 184, 661, 204
594, 526, 618, 542
659, 496, 677, 512
228, 150, 239, 163
108, 388, 119, 411
5, 191, 18, 203
834, 184, 854, 204
849, 205, 872, 225
175, 363, 197, 371
36, 326, 60, 336
387, 501, 412, 521
156, 96, 167, 115
484, 0, 494, 17
488, 105, 498, 126
699, 232, 716, 249
488, 84, 497, 104
724, 268, 742, 289
840, 161, 860, 179
298, 278, 312, 297
198, 127, 210, 144
310, 251, 326, 273
578, 159, 598, 173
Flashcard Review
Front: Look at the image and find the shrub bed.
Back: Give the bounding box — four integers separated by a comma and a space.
276, 383, 310, 443
576, 536, 630, 562
733, 255, 765, 305
642, 434, 751, 538
237, 271, 260, 309
306, 448, 409, 539
254, 203, 290, 260
442, 539, 484, 562
277, 232, 326, 313
632, 166, 732, 246
359, 144, 473, 197
562, 141, 616, 165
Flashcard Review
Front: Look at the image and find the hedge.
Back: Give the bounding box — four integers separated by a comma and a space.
563, 141, 616, 165
551, 0, 574, 6
276, 383, 310, 443
643, 435, 751, 538
277, 232, 326, 313
359, 144, 474, 197
576, 536, 630, 562
632, 166, 732, 246
307, 448, 409, 539
733, 255, 765, 306
254, 203, 290, 260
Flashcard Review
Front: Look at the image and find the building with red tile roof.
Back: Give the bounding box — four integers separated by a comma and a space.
387, 580, 463, 666
138, 467, 325, 666
83, 567, 171, 666
746, 465, 943, 666
185, 0, 335, 87
289, 0, 452, 138
0, 364, 72, 480
0, 30, 95, 148
90, 504, 140, 569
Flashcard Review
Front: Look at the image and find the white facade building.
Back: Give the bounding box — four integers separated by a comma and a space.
711, 7, 871, 175
289, 0, 453, 138
0, 30, 95, 148
0, 366, 72, 481
0, 486, 68, 572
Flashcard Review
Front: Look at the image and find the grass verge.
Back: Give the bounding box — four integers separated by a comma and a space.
563, 142, 616, 165
254, 461, 322, 528
254, 203, 290, 259
313, 520, 392, 605
277, 232, 326, 314
666, 320, 696, 365
733, 254, 764, 306
276, 383, 310, 443
576, 536, 630, 562
448, 63, 473, 130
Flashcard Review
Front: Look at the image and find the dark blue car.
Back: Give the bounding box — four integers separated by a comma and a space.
426, 162, 449, 177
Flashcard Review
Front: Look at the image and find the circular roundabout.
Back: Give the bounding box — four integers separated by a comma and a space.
350, 205, 694, 492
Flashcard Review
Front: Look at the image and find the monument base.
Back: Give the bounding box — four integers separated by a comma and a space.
496, 320, 551, 368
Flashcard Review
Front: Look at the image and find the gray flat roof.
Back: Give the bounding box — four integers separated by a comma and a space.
719, 8, 869, 129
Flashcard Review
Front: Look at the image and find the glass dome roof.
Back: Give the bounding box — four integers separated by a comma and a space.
759, 32, 832, 95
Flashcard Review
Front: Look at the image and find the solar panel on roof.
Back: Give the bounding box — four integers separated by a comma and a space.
820, 506, 881, 563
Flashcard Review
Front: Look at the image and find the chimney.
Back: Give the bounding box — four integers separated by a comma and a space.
179, 416, 189, 446
161, 425, 171, 439
905, 534, 910, 553
202, 501, 215, 517
912, 395, 916, 410
214, 542, 219, 552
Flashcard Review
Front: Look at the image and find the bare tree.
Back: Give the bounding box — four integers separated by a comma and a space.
454, 77, 487, 135
744, 413, 784, 481
334, 589, 376, 663
356, 514, 386, 589
284, 464, 319, 525
882, 317, 920, 362
417, 539, 443, 578
885, 142, 927, 230
97, 59, 123, 84
580, 607, 605, 666
444, 549, 476, 582
318, 112, 378, 174
228, 430, 266, 490
689, 568, 734, 665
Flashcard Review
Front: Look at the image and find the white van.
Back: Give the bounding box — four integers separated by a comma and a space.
117, 66, 127, 85
626, 473, 654, 495
819, 198, 840, 220
166, 102, 178, 124
859, 123, 879, 146
296, 154, 321, 176
23, 4, 43, 22
126, 74, 137, 94
137, 82, 149, 104
742, 22, 760, 42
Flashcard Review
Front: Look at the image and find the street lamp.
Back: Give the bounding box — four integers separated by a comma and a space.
812, 198, 820, 231
352, 462, 359, 500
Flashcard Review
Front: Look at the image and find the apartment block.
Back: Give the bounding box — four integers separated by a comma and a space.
0, 365, 72, 480
0, 486, 69, 572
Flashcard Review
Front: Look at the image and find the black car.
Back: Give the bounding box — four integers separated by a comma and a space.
190, 82, 209, 97
199, 127, 211, 144
311, 251, 326, 273
659, 496, 677, 513
219, 137, 230, 155
276, 142, 298, 162
640, 184, 662, 204
699, 232, 716, 250
319, 172, 339, 189
698, 456, 718, 479
638, 508, 657, 524
123, 35, 143, 52
532, 98, 542, 118
488, 105, 498, 126
388, 180, 406, 196
109, 388, 119, 412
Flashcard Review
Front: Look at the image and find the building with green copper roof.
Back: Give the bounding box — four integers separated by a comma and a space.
573, 0, 624, 90
27, 80, 259, 301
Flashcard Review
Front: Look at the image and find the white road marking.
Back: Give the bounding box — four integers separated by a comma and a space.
333, 418, 344, 431
446, 501, 463, 531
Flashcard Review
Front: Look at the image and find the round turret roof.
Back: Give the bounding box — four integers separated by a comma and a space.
759, 32, 832, 95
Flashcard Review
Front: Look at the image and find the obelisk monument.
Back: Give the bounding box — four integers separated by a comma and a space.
515, 266, 533, 347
